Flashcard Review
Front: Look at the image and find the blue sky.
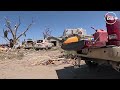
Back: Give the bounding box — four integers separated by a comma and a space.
0, 11, 120, 44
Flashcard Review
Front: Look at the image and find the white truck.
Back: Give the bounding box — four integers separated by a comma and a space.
34, 39, 53, 50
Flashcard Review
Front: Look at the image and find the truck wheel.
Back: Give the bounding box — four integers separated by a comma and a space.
85, 60, 98, 67
35, 48, 39, 51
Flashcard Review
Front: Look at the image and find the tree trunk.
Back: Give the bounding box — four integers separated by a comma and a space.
9, 38, 17, 48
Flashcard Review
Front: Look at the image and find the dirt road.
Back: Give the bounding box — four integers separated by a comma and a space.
0, 49, 120, 79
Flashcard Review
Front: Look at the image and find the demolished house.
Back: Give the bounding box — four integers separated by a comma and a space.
47, 37, 62, 47
63, 28, 93, 40
63, 28, 87, 39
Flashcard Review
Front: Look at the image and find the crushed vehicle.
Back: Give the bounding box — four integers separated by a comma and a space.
34, 39, 53, 50
24, 39, 34, 49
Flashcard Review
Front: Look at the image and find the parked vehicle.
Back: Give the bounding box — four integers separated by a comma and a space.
34, 39, 53, 50
24, 39, 34, 49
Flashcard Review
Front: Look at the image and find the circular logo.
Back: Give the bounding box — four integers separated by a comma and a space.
104, 12, 117, 25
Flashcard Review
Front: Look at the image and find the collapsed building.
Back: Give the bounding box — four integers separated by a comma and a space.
47, 37, 62, 47
63, 28, 87, 37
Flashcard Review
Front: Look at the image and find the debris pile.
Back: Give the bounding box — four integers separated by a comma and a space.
0, 48, 79, 67
30, 54, 77, 66
31, 58, 74, 66
0, 47, 8, 52
0, 50, 24, 60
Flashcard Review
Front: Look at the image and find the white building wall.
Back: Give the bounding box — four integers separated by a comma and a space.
63, 28, 87, 37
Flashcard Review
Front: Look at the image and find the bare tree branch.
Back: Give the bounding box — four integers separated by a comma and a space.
47, 30, 52, 36
45, 28, 49, 33
44, 27, 52, 37
43, 32, 47, 39
3, 29, 10, 41
4, 17, 15, 37
15, 16, 21, 35
16, 21, 33, 40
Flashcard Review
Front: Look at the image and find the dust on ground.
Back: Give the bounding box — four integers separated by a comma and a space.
0, 48, 120, 79
0, 48, 75, 79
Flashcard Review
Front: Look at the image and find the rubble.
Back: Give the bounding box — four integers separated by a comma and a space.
0, 49, 24, 60
0, 47, 77, 67
0, 47, 8, 52
30, 54, 76, 67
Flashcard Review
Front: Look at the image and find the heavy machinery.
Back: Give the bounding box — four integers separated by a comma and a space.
52, 13, 120, 72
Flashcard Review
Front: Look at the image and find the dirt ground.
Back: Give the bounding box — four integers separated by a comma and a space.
0, 49, 120, 79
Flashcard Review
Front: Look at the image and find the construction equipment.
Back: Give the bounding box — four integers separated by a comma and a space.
64, 14, 120, 72
52, 13, 120, 72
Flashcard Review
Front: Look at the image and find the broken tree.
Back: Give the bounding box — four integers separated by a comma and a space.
43, 27, 52, 39
2, 16, 34, 48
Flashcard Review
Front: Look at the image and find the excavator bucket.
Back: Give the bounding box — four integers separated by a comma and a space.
61, 40, 85, 51
61, 36, 85, 51
63, 36, 79, 44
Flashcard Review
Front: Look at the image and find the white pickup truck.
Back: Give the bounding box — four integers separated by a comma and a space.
34, 39, 53, 50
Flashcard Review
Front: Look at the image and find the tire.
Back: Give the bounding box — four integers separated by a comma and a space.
85, 60, 98, 67
35, 48, 39, 51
